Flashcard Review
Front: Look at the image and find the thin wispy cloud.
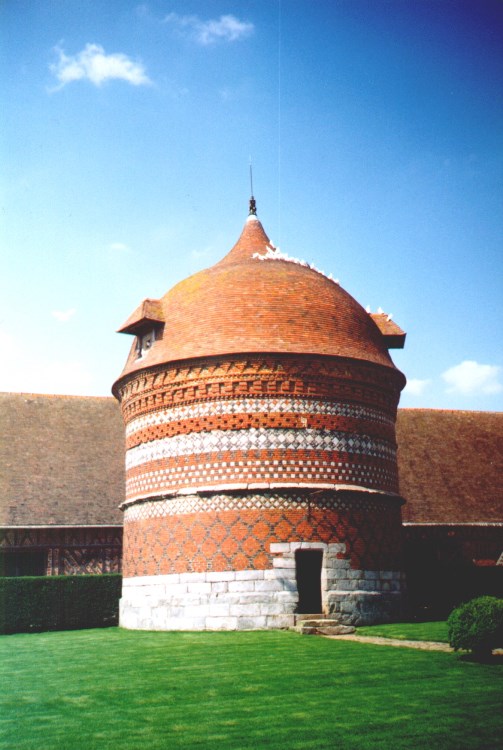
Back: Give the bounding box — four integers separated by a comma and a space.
50, 43, 152, 90
442, 360, 502, 395
51, 308, 77, 323
164, 13, 254, 45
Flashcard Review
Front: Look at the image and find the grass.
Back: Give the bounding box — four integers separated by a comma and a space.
1, 628, 502, 750
357, 620, 449, 643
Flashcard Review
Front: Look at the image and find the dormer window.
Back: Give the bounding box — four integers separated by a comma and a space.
136, 329, 156, 359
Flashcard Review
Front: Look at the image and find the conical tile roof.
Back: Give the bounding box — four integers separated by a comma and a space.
114, 213, 403, 384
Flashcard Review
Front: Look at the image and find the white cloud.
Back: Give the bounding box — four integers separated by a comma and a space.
164, 13, 254, 45
442, 360, 502, 395
51, 308, 76, 322
403, 378, 432, 397
50, 43, 152, 89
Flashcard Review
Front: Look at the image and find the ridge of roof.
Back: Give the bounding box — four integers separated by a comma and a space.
0, 392, 114, 401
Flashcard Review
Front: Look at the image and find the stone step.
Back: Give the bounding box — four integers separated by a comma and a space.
299, 618, 337, 628
301, 624, 356, 636
294, 613, 327, 622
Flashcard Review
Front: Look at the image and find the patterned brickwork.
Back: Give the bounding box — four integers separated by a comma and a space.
116, 354, 403, 500
115, 354, 403, 422
125, 450, 397, 500
122, 491, 403, 578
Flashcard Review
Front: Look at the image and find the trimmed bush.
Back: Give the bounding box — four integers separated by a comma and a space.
447, 596, 503, 656
0, 574, 122, 634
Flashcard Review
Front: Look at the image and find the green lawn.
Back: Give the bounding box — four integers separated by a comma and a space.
357, 621, 449, 643
1, 628, 502, 750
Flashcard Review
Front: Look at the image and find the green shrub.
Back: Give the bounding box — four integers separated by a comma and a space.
0, 574, 122, 634
447, 596, 503, 656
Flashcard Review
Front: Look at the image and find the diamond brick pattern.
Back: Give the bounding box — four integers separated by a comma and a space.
123, 491, 389, 521
122, 491, 403, 578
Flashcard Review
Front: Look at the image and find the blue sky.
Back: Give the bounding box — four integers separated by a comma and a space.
1, 0, 502, 410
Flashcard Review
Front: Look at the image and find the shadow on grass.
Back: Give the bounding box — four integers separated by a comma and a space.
457, 652, 503, 665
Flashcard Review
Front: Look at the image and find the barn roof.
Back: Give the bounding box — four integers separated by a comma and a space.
397, 409, 503, 524
1, 394, 501, 527
0, 393, 124, 526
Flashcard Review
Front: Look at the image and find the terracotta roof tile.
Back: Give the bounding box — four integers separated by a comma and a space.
370, 313, 406, 349
0, 393, 125, 526
114, 215, 404, 386
397, 409, 503, 524
117, 298, 164, 335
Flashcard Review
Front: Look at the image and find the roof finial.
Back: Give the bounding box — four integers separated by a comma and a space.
249, 158, 257, 215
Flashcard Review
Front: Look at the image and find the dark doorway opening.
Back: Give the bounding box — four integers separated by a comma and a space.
295, 549, 323, 613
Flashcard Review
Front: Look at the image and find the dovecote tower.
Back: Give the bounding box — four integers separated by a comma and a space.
113, 202, 407, 630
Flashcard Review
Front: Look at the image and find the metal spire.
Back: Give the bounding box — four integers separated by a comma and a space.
248, 160, 257, 215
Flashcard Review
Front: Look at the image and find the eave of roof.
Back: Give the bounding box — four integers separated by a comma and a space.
117, 298, 164, 335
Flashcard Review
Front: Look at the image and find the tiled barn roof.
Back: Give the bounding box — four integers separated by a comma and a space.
1, 395, 500, 527
0, 393, 124, 526
397, 409, 503, 524
114, 214, 405, 386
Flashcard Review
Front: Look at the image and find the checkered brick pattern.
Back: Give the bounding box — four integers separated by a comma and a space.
117, 354, 403, 500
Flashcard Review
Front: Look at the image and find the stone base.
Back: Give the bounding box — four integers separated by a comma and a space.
120, 548, 405, 630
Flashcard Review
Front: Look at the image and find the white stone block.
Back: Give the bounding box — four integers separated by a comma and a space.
347, 569, 363, 579
183, 605, 207, 618
269, 543, 291, 553
235, 593, 270, 605
361, 580, 377, 591
266, 614, 295, 629
170, 617, 207, 630
165, 584, 188, 596
254, 579, 284, 592
179, 572, 205, 583
209, 603, 230, 617
205, 616, 238, 630
364, 571, 380, 580
328, 543, 346, 554
288, 542, 303, 552
235, 570, 265, 581
230, 603, 258, 617
228, 580, 255, 593
206, 571, 236, 582
299, 541, 327, 550
186, 582, 212, 595
260, 601, 293, 616
328, 559, 351, 570
210, 582, 228, 594
273, 557, 296, 568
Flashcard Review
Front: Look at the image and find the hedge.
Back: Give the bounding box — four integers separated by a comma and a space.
447, 596, 503, 656
0, 575, 122, 634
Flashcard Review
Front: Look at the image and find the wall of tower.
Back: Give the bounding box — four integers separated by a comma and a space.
116, 353, 405, 629
117, 353, 403, 500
